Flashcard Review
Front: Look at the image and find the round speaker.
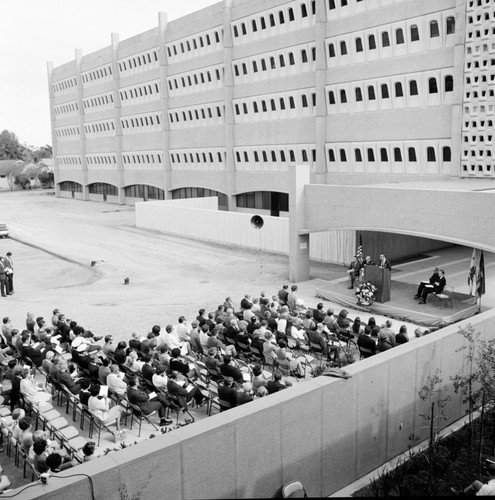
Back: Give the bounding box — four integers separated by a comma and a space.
250, 215, 264, 229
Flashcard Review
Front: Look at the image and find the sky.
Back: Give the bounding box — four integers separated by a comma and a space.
0, 0, 219, 149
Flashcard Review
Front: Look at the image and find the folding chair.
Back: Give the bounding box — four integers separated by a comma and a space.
126, 397, 159, 437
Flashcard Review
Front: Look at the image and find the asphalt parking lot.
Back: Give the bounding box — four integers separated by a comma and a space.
0, 189, 345, 340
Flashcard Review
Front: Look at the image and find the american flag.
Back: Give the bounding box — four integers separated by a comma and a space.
356, 234, 363, 263
467, 248, 476, 296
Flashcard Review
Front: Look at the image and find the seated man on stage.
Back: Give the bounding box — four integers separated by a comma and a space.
347, 255, 362, 289
418, 269, 446, 304
414, 267, 439, 299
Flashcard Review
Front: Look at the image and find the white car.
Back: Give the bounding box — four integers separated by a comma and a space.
0, 224, 9, 238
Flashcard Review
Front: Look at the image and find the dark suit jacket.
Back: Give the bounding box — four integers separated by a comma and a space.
267, 380, 286, 394
357, 334, 377, 356
142, 363, 155, 382
434, 276, 446, 293
220, 363, 243, 384
126, 386, 154, 414
218, 384, 238, 408
57, 370, 81, 395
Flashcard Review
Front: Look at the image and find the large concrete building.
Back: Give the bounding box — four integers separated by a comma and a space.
47, 0, 494, 266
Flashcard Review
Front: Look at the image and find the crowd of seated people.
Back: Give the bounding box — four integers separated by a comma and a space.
0, 286, 435, 478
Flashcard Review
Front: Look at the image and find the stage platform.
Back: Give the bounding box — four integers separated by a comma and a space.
315, 277, 478, 329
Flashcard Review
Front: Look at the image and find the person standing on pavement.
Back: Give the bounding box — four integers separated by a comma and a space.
0, 257, 8, 297
4, 252, 13, 295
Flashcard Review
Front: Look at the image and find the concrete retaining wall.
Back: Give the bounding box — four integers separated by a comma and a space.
23, 309, 495, 499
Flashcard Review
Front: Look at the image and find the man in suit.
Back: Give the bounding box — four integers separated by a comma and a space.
126, 375, 173, 426
414, 267, 440, 299
217, 376, 238, 410
418, 269, 446, 304
347, 256, 362, 289
378, 253, 392, 270
0, 257, 8, 297
4, 252, 13, 295
357, 326, 377, 358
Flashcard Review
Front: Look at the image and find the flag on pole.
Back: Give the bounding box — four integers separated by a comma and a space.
467, 248, 477, 296
356, 234, 363, 263
476, 250, 485, 299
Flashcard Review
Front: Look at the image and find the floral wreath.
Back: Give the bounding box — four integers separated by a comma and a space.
355, 282, 378, 300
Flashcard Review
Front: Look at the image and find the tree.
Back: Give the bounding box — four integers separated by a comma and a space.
38, 171, 54, 188
0, 130, 23, 160
14, 172, 31, 189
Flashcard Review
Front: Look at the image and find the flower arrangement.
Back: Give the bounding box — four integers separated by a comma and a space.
355, 281, 378, 305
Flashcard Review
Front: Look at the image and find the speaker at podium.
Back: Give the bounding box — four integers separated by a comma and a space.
364, 265, 391, 303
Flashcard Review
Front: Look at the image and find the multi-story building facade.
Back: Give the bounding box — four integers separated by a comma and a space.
47, 0, 492, 259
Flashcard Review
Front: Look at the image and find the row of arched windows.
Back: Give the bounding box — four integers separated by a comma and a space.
121, 114, 161, 130
327, 146, 451, 163
170, 150, 226, 165
86, 155, 117, 165
167, 65, 223, 93
84, 121, 115, 135
122, 153, 163, 166
329, 18, 455, 58
169, 105, 223, 126
82, 65, 112, 85
53, 77, 77, 94
328, 76, 453, 106
167, 29, 222, 59
118, 51, 158, 74
54, 101, 79, 116
83, 93, 113, 111
119, 81, 160, 103
232, 1, 315, 40
55, 126, 80, 139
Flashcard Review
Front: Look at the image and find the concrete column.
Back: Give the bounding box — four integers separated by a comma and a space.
111, 33, 125, 205
46, 61, 60, 197
289, 164, 310, 282
450, 0, 467, 179
75, 49, 89, 201
314, 0, 328, 185
223, 0, 236, 211
159, 12, 173, 200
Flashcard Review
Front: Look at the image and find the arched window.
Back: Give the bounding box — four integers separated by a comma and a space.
340, 89, 347, 103
381, 84, 389, 99
302, 150, 308, 162
279, 11, 285, 24
328, 149, 335, 162
279, 54, 286, 67
340, 41, 347, 55
427, 147, 436, 161
408, 147, 417, 162
328, 91, 336, 104
395, 82, 404, 97
368, 86, 376, 100
339, 149, 347, 162
301, 50, 308, 63
252, 19, 257, 32
394, 148, 402, 162
429, 77, 438, 94
381, 32, 390, 47
396, 28, 405, 45
269, 14, 275, 27
443, 146, 452, 161
410, 25, 420, 42
430, 20, 439, 38
289, 52, 295, 65
355, 37, 363, 52
328, 0, 336, 9
446, 17, 455, 35
368, 34, 376, 50
288, 8, 295, 21
355, 149, 362, 162
445, 75, 454, 92
355, 87, 363, 102
409, 80, 419, 96
241, 23, 247, 35
301, 4, 308, 17
367, 149, 375, 162
233, 26, 239, 38
328, 43, 336, 58
380, 148, 388, 161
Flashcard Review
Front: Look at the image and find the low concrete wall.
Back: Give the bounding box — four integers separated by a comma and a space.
135, 198, 354, 263
23, 309, 495, 499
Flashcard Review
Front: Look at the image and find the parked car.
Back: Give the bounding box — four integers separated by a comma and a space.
0, 224, 9, 238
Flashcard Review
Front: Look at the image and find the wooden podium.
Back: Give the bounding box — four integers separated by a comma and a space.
364, 266, 391, 303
